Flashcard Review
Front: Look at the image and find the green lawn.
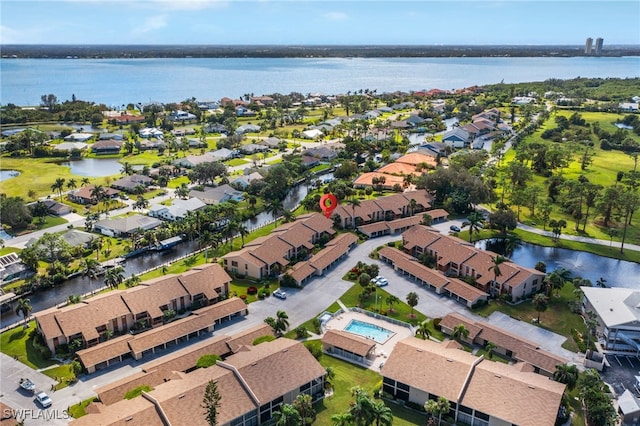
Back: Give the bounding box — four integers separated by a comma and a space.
42, 364, 76, 391
0, 321, 56, 370
225, 158, 249, 167
473, 282, 586, 352
68, 397, 98, 419
314, 351, 427, 426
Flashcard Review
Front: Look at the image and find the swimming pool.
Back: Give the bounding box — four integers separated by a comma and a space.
344, 319, 395, 344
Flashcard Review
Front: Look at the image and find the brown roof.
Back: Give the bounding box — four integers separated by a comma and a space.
69, 395, 164, 426
462, 360, 565, 426
353, 172, 404, 188
322, 329, 376, 357
71, 185, 120, 201
35, 308, 63, 339
429, 237, 476, 266
402, 225, 442, 252
227, 338, 326, 403
382, 338, 477, 402
192, 297, 247, 323
395, 152, 438, 167
439, 313, 483, 340
128, 314, 214, 355
424, 208, 449, 219
246, 236, 292, 265
225, 323, 274, 353
121, 275, 189, 317
376, 162, 421, 176
378, 246, 450, 289
442, 279, 488, 304
178, 263, 230, 300
0, 401, 18, 426
97, 370, 165, 406
381, 338, 564, 426
288, 261, 318, 283
309, 233, 357, 270
77, 334, 134, 369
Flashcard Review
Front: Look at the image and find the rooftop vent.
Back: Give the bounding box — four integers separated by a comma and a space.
179, 394, 185, 399
494, 374, 502, 378
125, 417, 133, 422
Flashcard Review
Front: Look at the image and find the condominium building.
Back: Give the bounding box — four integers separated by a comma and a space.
595, 37, 604, 55
585, 37, 593, 55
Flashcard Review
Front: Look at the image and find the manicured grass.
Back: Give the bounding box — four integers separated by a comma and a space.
31, 215, 68, 231
42, 364, 76, 391
68, 397, 98, 419
0, 321, 56, 370
473, 282, 586, 352
225, 158, 249, 167
314, 352, 427, 426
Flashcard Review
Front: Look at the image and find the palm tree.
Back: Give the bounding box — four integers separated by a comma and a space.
292, 394, 315, 425
406, 292, 419, 318
124, 274, 141, 288
51, 177, 66, 202
553, 363, 579, 391
348, 387, 375, 426
464, 211, 484, 243
66, 178, 77, 191
386, 295, 399, 313
424, 396, 451, 426
236, 222, 248, 247
90, 184, 106, 206
15, 298, 32, 326
104, 266, 125, 290
488, 255, 507, 297
275, 310, 290, 336
532, 293, 549, 323
331, 412, 353, 426
81, 177, 91, 187
370, 401, 393, 426
485, 341, 497, 359
266, 199, 284, 225
416, 320, 431, 340
347, 197, 361, 229
81, 258, 101, 294
272, 404, 301, 426
452, 323, 469, 343
121, 162, 134, 176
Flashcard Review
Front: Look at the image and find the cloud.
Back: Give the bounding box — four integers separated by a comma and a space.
323, 11, 348, 21
132, 15, 169, 35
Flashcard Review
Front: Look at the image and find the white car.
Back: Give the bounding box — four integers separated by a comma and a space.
36, 391, 52, 408
376, 277, 389, 287
273, 288, 287, 300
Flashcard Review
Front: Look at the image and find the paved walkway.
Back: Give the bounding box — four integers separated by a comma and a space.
517, 223, 640, 253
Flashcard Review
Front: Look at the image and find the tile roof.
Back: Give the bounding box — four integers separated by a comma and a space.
225, 324, 274, 353
178, 263, 230, 300
378, 246, 450, 289
121, 275, 188, 318
442, 279, 488, 304
401, 225, 442, 252
69, 395, 164, 426
395, 152, 438, 167
353, 172, 404, 188
376, 162, 421, 176
192, 297, 248, 323
322, 329, 376, 357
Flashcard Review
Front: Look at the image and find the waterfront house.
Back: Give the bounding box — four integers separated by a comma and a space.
148, 197, 207, 221
111, 174, 153, 193
189, 184, 244, 205
68, 185, 120, 205
94, 214, 162, 237
90, 139, 123, 155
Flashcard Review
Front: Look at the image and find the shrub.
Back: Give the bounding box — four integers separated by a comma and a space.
433, 317, 442, 331
253, 335, 276, 345
303, 341, 323, 360
247, 286, 258, 295
196, 354, 221, 368
295, 325, 309, 339
311, 318, 321, 334
124, 385, 153, 400
259, 289, 270, 298
239, 294, 248, 300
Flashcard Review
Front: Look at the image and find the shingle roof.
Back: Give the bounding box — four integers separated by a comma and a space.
322, 329, 376, 357
77, 334, 134, 370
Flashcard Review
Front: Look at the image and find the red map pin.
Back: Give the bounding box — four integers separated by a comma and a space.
319, 193, 338, 218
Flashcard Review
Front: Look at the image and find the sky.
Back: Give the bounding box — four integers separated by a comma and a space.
1, 0, 639, 46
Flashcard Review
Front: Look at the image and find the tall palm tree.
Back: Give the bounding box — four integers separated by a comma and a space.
464, 211, 484, 243
90, 184, 106, 205
66, 178, 77, 191
275, 310, 289, 336
348, 387, 375, 426
236, 222, 248, 247
81, 177, 91, 187
15, 298, 32, 326
347, 197, 361, 229
121, 162, 134, 176
51, 177, 66, 202
386, 295, 399, 313
424, 396, 451, 426
532, 293, 549, 323
488, 255, 507, 297
81, 258, 101, 294
266, 199, 284, 225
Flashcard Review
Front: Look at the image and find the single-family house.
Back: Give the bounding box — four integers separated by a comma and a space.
239, 143, 270, 155
94, 214, 162, 237
63, 133, 94, 142
168, 110, 197, 121
90, 139, 123, 155
302, 129, 323, 139
442, 128, 471, 148
231, 172, 263, 188
148, 198, 207, 221
111, 174, 153, 193
28, 199, 72, 216
189, 184, 244, 205
236, 124, 261, 134
68, 185, 120, 205
53, 142, 88, 153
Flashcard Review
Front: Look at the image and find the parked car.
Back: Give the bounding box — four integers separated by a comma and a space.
449, 225, 461, 232
273, 288, 287, 300
35, 391, 52, 408
376, 277, 389, 287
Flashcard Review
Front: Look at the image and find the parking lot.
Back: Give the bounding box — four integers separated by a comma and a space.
602, 354, 640, 396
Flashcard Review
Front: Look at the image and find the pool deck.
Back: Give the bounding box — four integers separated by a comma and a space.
323, 310, 414, 372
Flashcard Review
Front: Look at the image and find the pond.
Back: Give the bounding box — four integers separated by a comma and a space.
59, 158, 123, 177
0, 170, 20, 182
476, 239, 640, 289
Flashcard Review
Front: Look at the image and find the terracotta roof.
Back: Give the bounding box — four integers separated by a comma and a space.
35, 308, 63, 339
322, 329, 376, 357
121, 275, 189, 318
376, 162, 421, 176
429, 237, 476, 267
402, 225, 442, 252
353, 172, 404, 188
288, 261, 319, 283
424, 208, 449, 219
0, 401, 18, 426
395, 152, 438, 167
77, 334, 134, 369
378, 246, 450, 289
308, 233, 357, 271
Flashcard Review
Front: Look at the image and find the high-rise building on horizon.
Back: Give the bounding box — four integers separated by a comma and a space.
585, 37, 593, 55
595, 37, 604, 56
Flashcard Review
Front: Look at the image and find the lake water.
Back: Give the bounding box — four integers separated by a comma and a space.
59, 158, 123, 177
476, 240, 640, 289
0, 170, 20, 182
1, 56, 638, 107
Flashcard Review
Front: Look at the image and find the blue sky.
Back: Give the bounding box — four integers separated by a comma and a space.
1, 1, 639, 45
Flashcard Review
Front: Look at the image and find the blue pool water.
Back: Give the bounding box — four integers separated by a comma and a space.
344, 319, 395, 344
